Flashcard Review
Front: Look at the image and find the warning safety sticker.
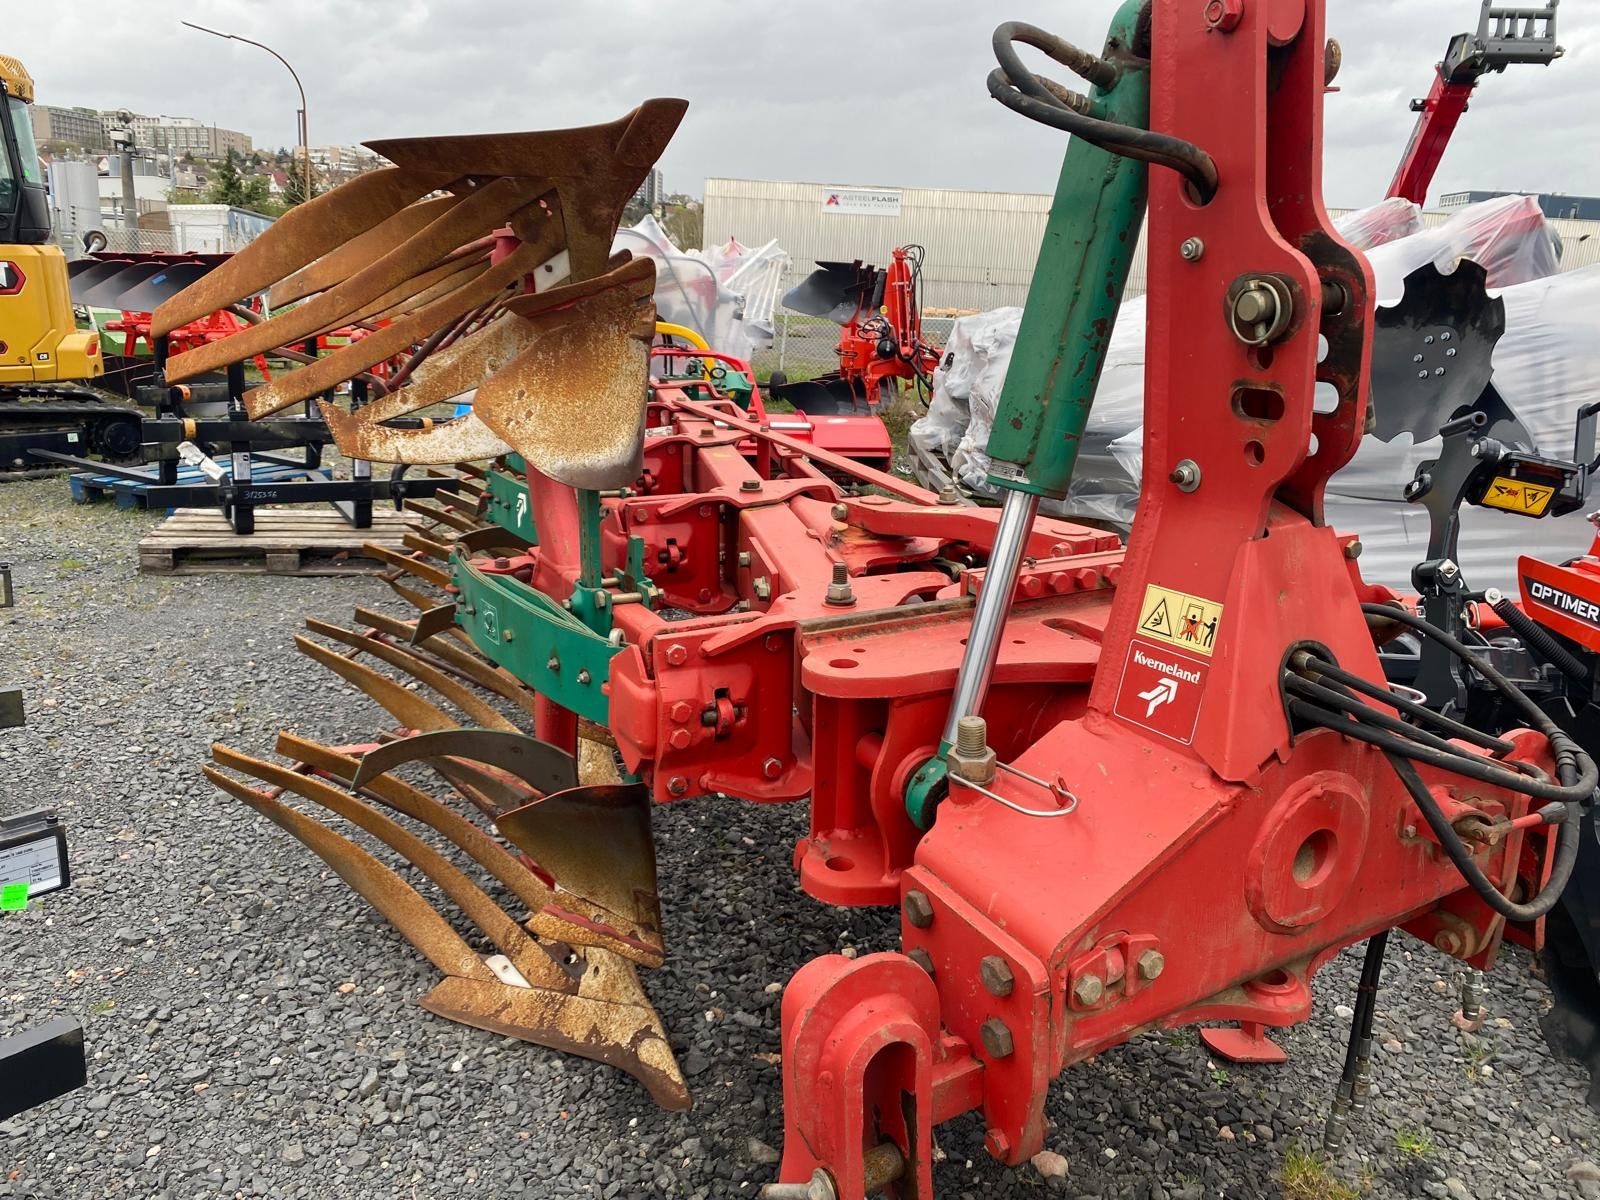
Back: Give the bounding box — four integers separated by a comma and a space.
1481, 477, 1555, 516
1113, 638, 1211, 745
1135, 583, 1224, 657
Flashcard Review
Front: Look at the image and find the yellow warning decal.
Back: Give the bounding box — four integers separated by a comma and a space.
1481, 477, 1555, 516
1137, 584, 1224, 657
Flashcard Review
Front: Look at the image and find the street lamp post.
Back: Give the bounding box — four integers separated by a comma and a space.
181, 21, 312, 204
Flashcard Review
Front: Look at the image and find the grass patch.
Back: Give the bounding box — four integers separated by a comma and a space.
58, 557, 89, 571
1282, 1144, 1363, 1200
1210, 1065, 1232, 1085
1394, 1128, 1433, 1157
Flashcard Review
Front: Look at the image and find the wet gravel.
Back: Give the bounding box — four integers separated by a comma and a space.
4, 477, 1600, 1199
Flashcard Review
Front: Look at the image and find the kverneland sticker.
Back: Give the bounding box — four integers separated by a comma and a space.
1113, 637, 1210, 745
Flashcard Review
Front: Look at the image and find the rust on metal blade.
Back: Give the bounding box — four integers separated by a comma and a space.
383, 574, 445, 613
495, 782, 662, 945
351, 728, 576, 796
454, 524, 534, 556
213, 745, 570, 992
349, 606, 527, 709
304, 618, 516, 732
242, 240, 542, 419
295, 634, 457, 732
321, 388, 515, 465
401, 498, 480, 534
339, 250, 491, 330
360, 544, 453, 589
473, 257, 656, 491
270, 193, 463, 307
411, 604, 461, 643
167, 176, 547, 384
419, 973, 688, 1110
279, 732, 557, 914
402, 531, 453, 562
378, 314, 537, 421
202, 764, 492, 981
153, 167, 453, 336
367, 99, 687, 280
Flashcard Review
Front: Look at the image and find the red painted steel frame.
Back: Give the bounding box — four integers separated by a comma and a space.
760, 2, 1555, 1194
1387, 66, 1475, 206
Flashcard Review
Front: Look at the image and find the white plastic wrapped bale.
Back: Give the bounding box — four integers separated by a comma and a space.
612, 215, 790, 361
1333, 196, 1424, 250
908, 300, 1148, 527
1086, 196, 1572, 579
909, 197, 1425, 525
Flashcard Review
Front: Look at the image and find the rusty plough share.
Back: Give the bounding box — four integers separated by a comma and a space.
194, 100, 692, 1107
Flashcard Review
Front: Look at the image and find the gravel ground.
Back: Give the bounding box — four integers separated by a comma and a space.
4, 477, 1600, 1200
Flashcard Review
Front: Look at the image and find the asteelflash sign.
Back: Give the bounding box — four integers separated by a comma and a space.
821, 188, 902, 217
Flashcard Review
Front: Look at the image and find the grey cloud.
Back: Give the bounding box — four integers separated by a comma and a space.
14, 0, 1597, 208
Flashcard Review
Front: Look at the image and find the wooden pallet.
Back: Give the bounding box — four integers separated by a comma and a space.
137, 508, 417, 576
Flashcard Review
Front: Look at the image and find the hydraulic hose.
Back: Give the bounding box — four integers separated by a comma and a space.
1283, 603, 1597, 922
1388, 751, 1578, 924
987, 17, 1219, 201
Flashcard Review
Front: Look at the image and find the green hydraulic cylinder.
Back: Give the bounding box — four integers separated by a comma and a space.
982, 1, 1150, 498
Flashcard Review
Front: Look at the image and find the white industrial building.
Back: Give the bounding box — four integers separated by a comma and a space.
704, 177, 1600, 313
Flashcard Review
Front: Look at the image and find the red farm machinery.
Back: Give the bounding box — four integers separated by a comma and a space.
172, 3, 1600, 1197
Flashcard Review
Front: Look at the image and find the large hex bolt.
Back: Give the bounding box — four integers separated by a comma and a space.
1073, 974, 1106, 1008
980, 955, 1015, 998
824, 561, 856, 607
903, 889, 934, 929
1137, 949, 1166, 982
907, 948, 936, 977
980, 1018, 1015, 1059
948, 715, 997, 786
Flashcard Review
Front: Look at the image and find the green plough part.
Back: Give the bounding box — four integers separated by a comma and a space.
451, 556, 619, 726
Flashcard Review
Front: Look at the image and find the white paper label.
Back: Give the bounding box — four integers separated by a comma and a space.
0, 836, 63, 893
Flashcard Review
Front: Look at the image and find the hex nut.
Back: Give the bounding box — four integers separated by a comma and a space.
907, 948, 936, 977
1073, 974, 1106, 1007
980, 1018, 1015, 1059
903, 890, 935, 929
980, 955, 1015, 998
1137, 949, 1166, 981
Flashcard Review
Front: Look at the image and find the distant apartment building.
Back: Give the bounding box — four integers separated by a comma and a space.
29, 104, 106, 150
123, 114, 252, 159
308, 143, 383, 182
634, 166, 664, 210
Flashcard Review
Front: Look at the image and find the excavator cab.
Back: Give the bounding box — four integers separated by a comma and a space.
0, 54, 49, 245
0, 52, 103, 390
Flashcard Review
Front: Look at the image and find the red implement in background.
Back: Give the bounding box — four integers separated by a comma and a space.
1387, 2, 1561, 206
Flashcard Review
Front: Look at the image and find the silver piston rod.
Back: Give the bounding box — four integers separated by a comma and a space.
940, 487, 1042, 747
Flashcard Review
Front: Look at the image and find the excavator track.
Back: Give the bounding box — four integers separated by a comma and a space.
0, 385, 143, 478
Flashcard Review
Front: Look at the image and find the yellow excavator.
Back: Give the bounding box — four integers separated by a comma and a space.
0, 52, 139, 475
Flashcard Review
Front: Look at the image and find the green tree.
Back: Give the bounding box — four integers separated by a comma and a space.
661, 202, 702, 251
240, 175, 271, 212
205, 150, 245, 206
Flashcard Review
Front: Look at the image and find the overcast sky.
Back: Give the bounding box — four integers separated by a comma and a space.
14, 0, 1598, 209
